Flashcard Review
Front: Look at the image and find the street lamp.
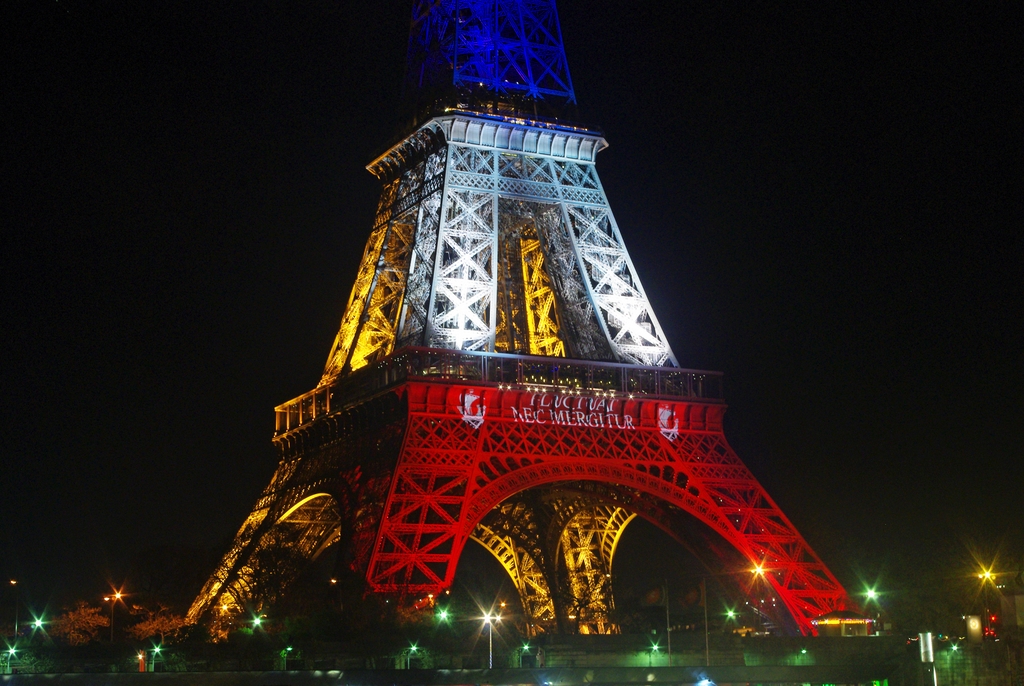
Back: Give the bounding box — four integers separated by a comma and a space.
749, 567, 768, 633
8, 580, 18, 637
483, 613, 500, 668
103, 591, 123, 642
977, 567, 1003, 638
518, 643, 530, 668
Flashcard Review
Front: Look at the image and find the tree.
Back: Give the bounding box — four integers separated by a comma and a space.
242, 530, 306, 612
50, 601, 109, 646
127, 603, 187, 643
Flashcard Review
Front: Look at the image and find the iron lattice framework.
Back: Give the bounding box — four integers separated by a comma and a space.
189, 351, 848, 635
188, 1, 850, 636
320, 114, 678, 382
406, 0, 576, 109
472, 491, 635, 635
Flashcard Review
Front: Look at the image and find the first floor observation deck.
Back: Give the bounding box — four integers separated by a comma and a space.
275, 347, 723, 438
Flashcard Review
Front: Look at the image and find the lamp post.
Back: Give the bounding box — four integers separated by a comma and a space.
977, 567, 1002, 638
8, 580, 17, 638
483, 613, 500, 668
751, 565, 767, 634
103, 592, 122, 642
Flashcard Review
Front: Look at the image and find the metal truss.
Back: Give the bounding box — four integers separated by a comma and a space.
495, 206, 566, 357
193, 373, 848, 634
321, 143, 448, 382
321, 114, 677, 378
186, 396, 407, 625
472, 519, 556, 631
518, 225, 566, 357
362, 380, 847, 635
421, 131, 677, 365
556, 505, 634, 634
187, 493, 342, 623
406, 0, 576, 105
470, 492, 632, 635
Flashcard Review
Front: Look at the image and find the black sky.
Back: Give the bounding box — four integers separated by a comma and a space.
2, 1, 1022, 610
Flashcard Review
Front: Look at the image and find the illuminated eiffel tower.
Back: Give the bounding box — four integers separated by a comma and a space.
188, 0, 848, 635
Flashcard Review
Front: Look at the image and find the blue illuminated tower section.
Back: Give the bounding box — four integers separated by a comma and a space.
406, 0, 576, 114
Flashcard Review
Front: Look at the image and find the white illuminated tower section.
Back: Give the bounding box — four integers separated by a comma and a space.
320, 0, 676, 381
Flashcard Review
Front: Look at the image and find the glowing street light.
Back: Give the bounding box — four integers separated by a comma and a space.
8, 580, 19, 637
103, 591, 123, 642
976, 567, 1003, 638
519, 643, 530, 668
149, 644, 161, 672
647, 641, 660, 667
866, 588, 878, 601
437, 608, 450, 622
483, 613, 501, 669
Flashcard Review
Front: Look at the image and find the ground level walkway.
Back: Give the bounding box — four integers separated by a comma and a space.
1, 664, 903, 686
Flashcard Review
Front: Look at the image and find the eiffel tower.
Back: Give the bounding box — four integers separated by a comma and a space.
188, 0, 848, 635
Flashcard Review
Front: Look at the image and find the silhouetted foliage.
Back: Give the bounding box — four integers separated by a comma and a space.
50, 601, 108, 646
127, 603, 187, 643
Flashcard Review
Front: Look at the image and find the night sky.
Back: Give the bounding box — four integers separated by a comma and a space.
3, 1, 1021, 612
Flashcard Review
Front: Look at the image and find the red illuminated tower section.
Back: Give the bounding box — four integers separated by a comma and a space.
187, 1, 848, 635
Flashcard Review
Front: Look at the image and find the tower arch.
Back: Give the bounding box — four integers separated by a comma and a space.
365, 379, 846, 635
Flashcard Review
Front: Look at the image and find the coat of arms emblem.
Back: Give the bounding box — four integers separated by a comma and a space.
658, 404, 678, 441
459, 389, 486, 429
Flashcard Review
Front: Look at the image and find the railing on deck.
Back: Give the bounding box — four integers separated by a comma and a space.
275, 347, 724, 436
